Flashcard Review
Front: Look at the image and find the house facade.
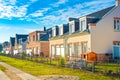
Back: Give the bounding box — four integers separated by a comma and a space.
26, 31, 49, 57
2, 41, 10, 54
9, 37, 15, 55
50, 0, 120, 62
14, 34, 28, 55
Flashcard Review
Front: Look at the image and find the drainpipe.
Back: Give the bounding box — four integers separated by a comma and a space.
64, 36, 68, 60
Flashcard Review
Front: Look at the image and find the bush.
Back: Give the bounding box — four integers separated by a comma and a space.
58, 56, 65, 67
20, 51, 26, 59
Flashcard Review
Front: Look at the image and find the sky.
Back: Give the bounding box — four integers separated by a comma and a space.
0, 0, 115, 43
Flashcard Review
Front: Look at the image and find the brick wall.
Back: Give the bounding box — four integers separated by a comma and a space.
40, 41, 49, 57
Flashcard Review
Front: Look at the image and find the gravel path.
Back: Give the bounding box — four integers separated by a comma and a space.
38, 75, 80, 80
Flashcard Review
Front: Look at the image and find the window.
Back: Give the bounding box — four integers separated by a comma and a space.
81, 42, 88, 53
80, 20, 86, 31
37, 33, 40, 41
52, 28, 56, 37
114, 20, 120, 31
69, 23, 74, 33
59, 26, 63, 35
33, 35, 35, 41
68, 44, 72, 56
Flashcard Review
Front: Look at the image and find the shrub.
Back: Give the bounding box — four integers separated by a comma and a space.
58, 56, 65, 67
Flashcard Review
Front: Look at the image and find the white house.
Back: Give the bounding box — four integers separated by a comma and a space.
49, 0, 120, 62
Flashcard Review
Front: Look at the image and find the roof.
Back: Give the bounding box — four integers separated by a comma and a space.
29, 30, 46, 35
87, 6, 114, 18
15, 34, 28, 44
10, 37, 15, 46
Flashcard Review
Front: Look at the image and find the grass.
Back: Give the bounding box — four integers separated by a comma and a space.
0, 55, 119, 80
0, 64, 7, 72
95, 62, 120, 73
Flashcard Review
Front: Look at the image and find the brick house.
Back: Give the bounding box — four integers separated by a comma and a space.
26, 30, 49, 57
50, 0, 120, 62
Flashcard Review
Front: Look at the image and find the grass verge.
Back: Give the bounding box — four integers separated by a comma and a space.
0, 55, 119, 80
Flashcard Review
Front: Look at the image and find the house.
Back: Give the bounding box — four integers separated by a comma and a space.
2, 41, 10, 54
50, 23, 70, 58
14, 34, 28, 55
26, 30, 49, 57
50, 0, 120, 62
9, 37, 15, 55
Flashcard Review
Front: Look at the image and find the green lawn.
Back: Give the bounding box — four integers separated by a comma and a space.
0, 55, 119, 80
95, 62, 120, 73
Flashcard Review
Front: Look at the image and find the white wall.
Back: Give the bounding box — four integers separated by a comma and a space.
91, 6, 120, 54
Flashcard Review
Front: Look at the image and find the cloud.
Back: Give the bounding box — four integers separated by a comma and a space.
51, 0, 68, 7
0, 26, 11, 30
0, 0, 28, 19
0, 0, 39, 19
29, 8, 50, 17
28, 0, 114, 27
0, 26, 2, 29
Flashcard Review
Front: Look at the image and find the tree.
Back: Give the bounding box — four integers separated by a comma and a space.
0, 44, 3, 52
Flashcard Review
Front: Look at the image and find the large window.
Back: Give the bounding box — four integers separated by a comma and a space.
80, 20, 86, 31
81, 42, 88, 53
114, 20, 120, 31
68, 44, 72, 56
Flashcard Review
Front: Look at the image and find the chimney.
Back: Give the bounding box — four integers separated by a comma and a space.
116, 0, 120, 6
44, 26, 46, 31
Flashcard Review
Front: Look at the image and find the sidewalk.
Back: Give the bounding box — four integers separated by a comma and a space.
0, 62, 40, 80
0, 70, 10, 80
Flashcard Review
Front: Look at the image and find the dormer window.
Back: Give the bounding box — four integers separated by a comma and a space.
69, 23, 75, 34
80, 20, 86, 31
59, 26, 63, 35
52, 27, 56, 37
37, 33, 40, 41
114, 18, 120, 31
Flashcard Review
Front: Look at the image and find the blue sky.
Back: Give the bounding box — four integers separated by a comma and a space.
0, 0, 115, 42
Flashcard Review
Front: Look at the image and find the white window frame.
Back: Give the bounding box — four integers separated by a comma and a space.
114, 19, 120, 31
59, 26, 63, 35
80, 20, 86, 31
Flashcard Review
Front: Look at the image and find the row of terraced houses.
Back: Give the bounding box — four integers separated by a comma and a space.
6, 0, 120, 62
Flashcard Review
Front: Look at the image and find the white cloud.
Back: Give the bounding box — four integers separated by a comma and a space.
0, 26, 3, 29
10, 0, 16, 5
51, 0, 68, 7
84, 0, 114, 7
29, 0, 114, 27
0, 0, 39, 19
0, 26, 11, 30
29, 8, 50, 17
0, 0, 28, 19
